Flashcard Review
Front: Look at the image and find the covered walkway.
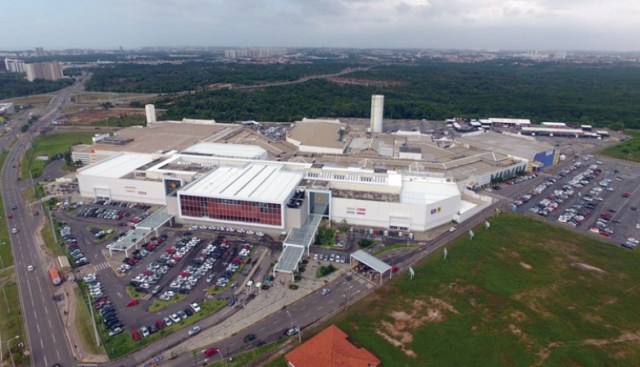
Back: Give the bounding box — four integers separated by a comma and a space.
107, 206, 173, 257
274, 202, 328, 278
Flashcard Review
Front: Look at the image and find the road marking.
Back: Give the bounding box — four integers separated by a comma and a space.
316, 306, 323, 311
40, 338, 44, 348
258, 326, 265, 332
37, 323, 40, 333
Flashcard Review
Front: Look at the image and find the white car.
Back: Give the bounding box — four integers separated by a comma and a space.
11, 228, 17, 234
190, 302, 201, 313
188, 325, 201, 336
449, 227, 456, 232
27, 265, 34, 272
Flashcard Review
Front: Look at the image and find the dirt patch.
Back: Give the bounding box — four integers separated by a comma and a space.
376, 297, 459, 356
66, 108, 146, 124
510, 311, 528, 323
520, 262, 532, 270
572, 262, 607, 274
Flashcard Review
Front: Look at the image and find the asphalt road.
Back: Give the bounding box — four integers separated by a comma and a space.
2, 79, 86, 367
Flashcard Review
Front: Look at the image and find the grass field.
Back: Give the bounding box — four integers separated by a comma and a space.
74, 288, 104, 355
316, 215, 640, 367
7, 94, 54, 105
21, 132, 94, 179
600, 130, 640, 162
41, 215, 63, 257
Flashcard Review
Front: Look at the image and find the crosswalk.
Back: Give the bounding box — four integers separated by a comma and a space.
94, 262, 110, 272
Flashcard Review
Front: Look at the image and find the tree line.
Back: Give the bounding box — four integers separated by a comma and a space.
0, 73, 73, 100
84, 60, 640, 129
85, 61, 355, 93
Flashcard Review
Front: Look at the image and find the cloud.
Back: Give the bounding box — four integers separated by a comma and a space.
1, 0, 640, 50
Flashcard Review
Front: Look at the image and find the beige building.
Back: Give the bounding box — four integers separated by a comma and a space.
25, 61, 63, 81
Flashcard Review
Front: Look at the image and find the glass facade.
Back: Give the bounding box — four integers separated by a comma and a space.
179, 195, 282, 226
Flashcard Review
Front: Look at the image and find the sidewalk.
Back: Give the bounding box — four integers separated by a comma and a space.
33, 209, 109, 364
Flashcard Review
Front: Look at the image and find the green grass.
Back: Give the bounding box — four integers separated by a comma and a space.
324, 214, 640, 367
125, 285, 145, 300
148, 294, 187, 312
316, 264, 337, 278
600, 130, 640, 162
373, 243, 419, 256
208, 340, 285, 367
0, 281, 29, 365
74, 288, 104, 355
21, 132, 94, 179
104, 299, 227, 359
41, 216, 63, 257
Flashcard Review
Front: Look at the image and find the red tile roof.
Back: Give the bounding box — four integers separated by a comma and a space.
285, 325, 381, 367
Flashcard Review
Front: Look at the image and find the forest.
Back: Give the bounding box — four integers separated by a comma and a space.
85, 61, 354, 93
89, 60, 640, 129
0, 73, 73, 100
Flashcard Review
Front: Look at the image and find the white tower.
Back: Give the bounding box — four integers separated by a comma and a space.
145, 104, 156, 124
370, 95, 384, 133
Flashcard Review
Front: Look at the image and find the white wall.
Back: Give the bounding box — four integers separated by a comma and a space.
78, 175, 166, 205
331, 194, 460, 231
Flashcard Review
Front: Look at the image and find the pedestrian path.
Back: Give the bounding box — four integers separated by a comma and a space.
93, 262, 110, 272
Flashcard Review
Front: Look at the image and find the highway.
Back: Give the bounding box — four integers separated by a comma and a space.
1, 79, 85, 367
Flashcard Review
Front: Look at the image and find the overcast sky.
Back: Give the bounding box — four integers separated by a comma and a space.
3, 0, 639, 51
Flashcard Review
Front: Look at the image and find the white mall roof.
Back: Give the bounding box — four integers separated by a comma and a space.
400, 178, 460, 205
78, 153, 155, 178
182, 142, 267, 160
180, 163, 303, 203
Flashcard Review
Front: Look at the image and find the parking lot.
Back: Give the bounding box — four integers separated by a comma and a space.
496, 154, 640, 250
55, 203, 275, 345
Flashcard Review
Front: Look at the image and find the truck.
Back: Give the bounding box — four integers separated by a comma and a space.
49, 266, 62, 286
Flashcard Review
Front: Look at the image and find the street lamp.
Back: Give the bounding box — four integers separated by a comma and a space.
6, 335, 19, 367
285, 309, 302, 344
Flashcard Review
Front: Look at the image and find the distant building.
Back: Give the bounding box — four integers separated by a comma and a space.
4, 58, 26, 73
35, 47, 45, 57
25, 61, 63, 82
285, 325, 380, 367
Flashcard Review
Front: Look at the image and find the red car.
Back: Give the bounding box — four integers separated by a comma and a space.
623, 192, 632, 198
7, 213, 13, 219
156, 319, 166, 330
203, 347, 219, 358
126, 299, 139, 307
132, 329, 142, 341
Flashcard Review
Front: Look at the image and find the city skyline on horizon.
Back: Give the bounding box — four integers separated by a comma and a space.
2, 0, 640, 52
